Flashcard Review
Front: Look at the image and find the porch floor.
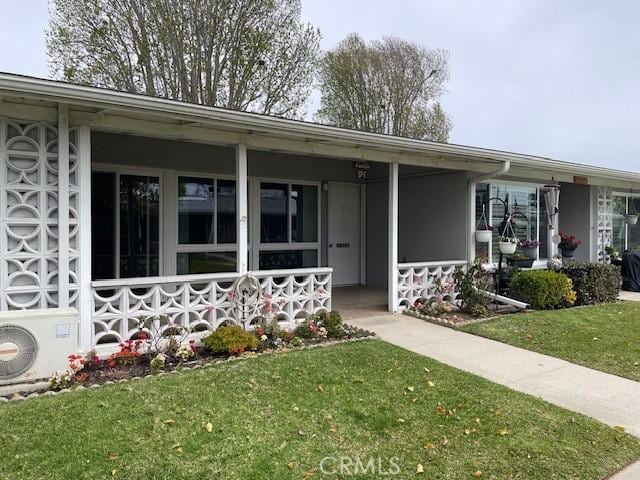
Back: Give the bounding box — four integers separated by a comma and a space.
332, 286, 390, 321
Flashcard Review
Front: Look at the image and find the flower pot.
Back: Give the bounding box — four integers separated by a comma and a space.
498, 241, 517, 255
475, 230, 492, 243
561, 248, 576, 258
507, 257, 535, 268
625, 214, 638, 225
522, 246, 538, 260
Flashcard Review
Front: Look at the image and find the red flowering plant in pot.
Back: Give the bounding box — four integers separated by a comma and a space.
558, 233, 581, 258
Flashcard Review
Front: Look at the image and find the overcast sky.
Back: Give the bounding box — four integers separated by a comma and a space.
1, 0, 639, 171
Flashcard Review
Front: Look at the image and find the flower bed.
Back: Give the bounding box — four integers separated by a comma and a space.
404, 304, 497, 328
2, 310, 373, 401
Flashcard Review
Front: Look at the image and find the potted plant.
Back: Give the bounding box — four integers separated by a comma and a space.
520, 239, 540, 260
475, 205, 493, 243
558, 233, 581, 258
507, 254, 535, 268
625, 213, 638, 225
498, 235, 518, 255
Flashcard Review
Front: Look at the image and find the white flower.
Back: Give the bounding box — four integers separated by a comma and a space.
260, 334, 268, 342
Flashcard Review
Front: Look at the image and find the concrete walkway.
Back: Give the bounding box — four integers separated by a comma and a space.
351, 313, 640, 438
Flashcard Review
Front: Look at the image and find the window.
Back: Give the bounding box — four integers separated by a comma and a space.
258, 181, 319, 270
176, 176, 237, 274
476, 182, 548, 263
612, 194, 640, 252
91, 171, 160, 280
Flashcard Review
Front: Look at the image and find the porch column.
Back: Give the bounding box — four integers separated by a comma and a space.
388, 162, 399, 312
236, 144, 248, 274
77, 125, 92, 349
58, 104, 70, 307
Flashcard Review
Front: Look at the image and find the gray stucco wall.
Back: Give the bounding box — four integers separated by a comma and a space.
398, 172, 468, 263
558, 182, 593, 261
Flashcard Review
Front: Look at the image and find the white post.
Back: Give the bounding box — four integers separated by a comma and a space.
468, 180, 477, 262
77, 125, 92, 349
388, 162, 399, 312
58, 104, 70, 308
236, 144, 248, 274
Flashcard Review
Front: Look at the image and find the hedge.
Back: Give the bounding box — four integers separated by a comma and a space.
509, 270, 576, 310
561, 262, 621, 305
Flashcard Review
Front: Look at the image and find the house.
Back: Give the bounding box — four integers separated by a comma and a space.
1, 72, 639, 364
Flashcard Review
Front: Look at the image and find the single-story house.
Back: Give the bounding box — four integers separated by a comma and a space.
1, 72, 639, 378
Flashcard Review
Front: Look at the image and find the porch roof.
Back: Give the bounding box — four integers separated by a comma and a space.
1, 72, 639, 189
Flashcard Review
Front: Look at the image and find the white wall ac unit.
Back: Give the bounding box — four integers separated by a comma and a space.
0, 308, 78, 386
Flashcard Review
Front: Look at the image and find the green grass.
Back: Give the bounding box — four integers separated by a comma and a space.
1, 340, 639, 479
462, 301, 640, 381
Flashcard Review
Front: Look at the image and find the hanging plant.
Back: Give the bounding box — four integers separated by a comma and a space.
474, 205, 493, 243
498, 215, 518, 255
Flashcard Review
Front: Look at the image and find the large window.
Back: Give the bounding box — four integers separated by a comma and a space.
258, 181, 319, 270
177, 176, 237, 274
91, 172, 160, 280
475, 182, 549, 264
612, 194, 640, 252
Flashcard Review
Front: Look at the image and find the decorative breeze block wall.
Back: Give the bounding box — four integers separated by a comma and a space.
0, 119, 79, 310
596, 185, 613, 263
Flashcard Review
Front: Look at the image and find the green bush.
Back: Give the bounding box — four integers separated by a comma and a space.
316, 310, 344, 338
561, 262, 621, 305
510, 270, 576, 310
202, 325, 259, 354
453, 260, 491, 317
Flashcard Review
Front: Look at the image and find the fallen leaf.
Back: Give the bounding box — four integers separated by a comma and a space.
472, 471, 482, 478
613, 425, 626, 433
287, 462, 296, 470
316, 385, 324, 393
407, 386, 415, 392
205, 422, 213, 433
499, 428, 509, 436
416, 464, 425, 474
329, 427, 337, 433
108, 453, 118, 461
293, 406, 300, 412
475, 418, 481, 424
397, 418, 405, 424
424, 442, 435, 449
442, 436, 449, 447
427, 381, 435, 387
111, 470, 117, 477
163, 419, 176, 425
423, 367, 431, 373
303, 468, 315, 479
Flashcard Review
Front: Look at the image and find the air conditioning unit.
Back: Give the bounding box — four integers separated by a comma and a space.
0, 308, 78, 386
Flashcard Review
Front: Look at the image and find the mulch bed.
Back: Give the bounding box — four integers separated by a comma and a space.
1, 324, 375, 401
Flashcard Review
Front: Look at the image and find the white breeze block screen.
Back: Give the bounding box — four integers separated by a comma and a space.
0, 119, 80, 310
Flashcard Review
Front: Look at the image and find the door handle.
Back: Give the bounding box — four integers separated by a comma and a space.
336, 243, 350, 248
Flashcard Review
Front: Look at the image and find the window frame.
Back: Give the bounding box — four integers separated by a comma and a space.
612, 191, 640, 251
91, 164, 164, 279
252, 177, 322, 270
476, 180, 551, 267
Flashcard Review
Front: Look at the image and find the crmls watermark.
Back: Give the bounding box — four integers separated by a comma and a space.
319, 456, 401, 476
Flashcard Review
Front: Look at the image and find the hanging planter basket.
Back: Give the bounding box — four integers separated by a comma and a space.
498, 216, 518, 255
625, 214, 638, 225
474, 205, 493, 243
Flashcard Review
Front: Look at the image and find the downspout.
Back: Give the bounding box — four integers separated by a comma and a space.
467, 161, 511, 262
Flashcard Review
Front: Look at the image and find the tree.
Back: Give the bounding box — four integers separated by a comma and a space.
47, 0, 321, 117
316, 34, 452, 141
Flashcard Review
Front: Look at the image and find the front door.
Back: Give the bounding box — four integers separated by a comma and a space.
328, 183, 361, 285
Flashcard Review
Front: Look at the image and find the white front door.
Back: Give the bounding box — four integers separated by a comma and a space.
328, 183, 362, 286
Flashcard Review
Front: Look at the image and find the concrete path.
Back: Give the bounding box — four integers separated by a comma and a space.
351, 314, 640, 438
619, 290, 640, 302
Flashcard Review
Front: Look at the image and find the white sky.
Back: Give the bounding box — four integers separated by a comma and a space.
1, 0, 639, 171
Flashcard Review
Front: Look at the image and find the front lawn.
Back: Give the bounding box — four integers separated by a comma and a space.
1, 340, 639, 479
462, 301, 640, 381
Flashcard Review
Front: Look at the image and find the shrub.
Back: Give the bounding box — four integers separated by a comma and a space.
510, 270, 576, 310
453, 260, 491, 317
561, 262, 621, 305
294, 319, 319, 338
313, 310, 344, 338
202, 325, 259, 355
